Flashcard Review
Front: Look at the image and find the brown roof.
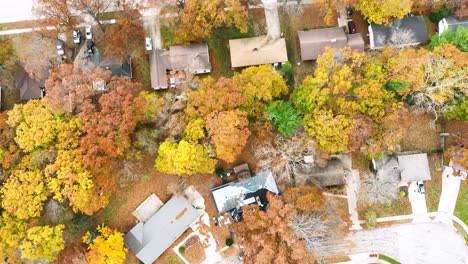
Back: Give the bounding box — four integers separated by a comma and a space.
163, 43, 211, 74
229, 35, 288, 68
15, 66, 46, 101
307, 160, 346, 187
298, 27, 366, 60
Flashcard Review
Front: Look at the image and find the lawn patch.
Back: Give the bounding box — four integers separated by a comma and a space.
455, 182, 468, 224
132, 49, 151, 89
379, 254, 401, 264
160, 23, 177, 48
103, 196, 128, 221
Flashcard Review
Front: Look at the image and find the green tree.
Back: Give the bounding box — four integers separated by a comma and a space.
155, 140, 216, 175
443, 99, 468, 121
20, 225, 65, 261
429, 27, 468, 52
265, 101, 303, 136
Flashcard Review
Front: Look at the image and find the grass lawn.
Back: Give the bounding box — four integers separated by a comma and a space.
379, 254, 401, 264
425, 154, 442, 212
103, 196, 128, 222
455, 182, 468, 224
360, 196, 412, 218
132, 49, 151, 90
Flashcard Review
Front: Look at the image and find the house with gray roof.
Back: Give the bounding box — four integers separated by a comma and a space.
298, 27, 365, 60
438, 15, 468, 35
305, 159, 347, 187
15, 66, 46, 101
210, 169, 279, 213
372, 152, 431, 183
74, 45, 132, 79
124, 192, 202, 264
368, 16, 428, 49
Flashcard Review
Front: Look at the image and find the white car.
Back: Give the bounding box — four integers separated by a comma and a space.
145, 37, 152, 51
85, 26, 92, 40
72, 30, 81, 44
56, 40, 64, 55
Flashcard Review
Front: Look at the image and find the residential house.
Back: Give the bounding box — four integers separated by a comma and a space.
297, 27, 365, 60
228, 35, 288, 68
438, 15, 468, 35
15, 66, 46, 101
151, 43, 211, 90
210, 169, 279, 214
372, 152, 431, 183
304, 159, 347, 188
368, 15, 428, 49
124, 188, 203, 264
74, 45, 133, 79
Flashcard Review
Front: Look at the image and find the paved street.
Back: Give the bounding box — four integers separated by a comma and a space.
321, 222, 468, 264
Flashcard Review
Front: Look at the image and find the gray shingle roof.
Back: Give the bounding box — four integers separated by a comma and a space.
369, 16, 428, 49
307, 159, 346, 187
210, 170, 279, 213
398, 153, 431, 182
15, 66, 46, 101
124, 195, 202, 264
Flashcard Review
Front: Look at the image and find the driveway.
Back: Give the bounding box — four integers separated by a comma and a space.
346, 169, 362, 230
320, 222, 468, 264
435, 166, 464, 225
408, 182, 430, 223
261, 0, 281, 39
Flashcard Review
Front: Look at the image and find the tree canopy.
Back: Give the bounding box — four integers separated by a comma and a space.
83, 225, 127, 264
20, 225, 65, 261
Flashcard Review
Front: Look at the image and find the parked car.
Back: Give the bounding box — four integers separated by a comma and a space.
56, 39, 64, 55
85, 26, 92, 40
346, 6, 353, 18
145, 37, 153, 51
86, 40, 94, 55
72, 30, 81, 44
416, 181, 425, 194
348, 20, 357, 34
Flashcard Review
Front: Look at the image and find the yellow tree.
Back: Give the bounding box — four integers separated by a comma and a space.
20, 225, 65, 261
0, 212, 27, 263
175, 0, 248, 44
206, 110, 251, 163
183, 118, 206, 143
355, 0, 413, 25
1, 170, 49, 220
305, 109, 352, 154
83, 225, 127, 264
155, 139, 216, 175
234, 65, 288, 116
6, 100, 61, 152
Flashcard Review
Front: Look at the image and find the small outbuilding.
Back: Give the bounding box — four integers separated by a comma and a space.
229, 35, 288, 68
297, 27, 365, 60
438, 15, 468, 35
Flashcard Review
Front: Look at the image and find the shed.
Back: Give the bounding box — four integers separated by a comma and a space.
124, 195, 202, 264
229, 35, 288, 68
132, 194, 163, 223
368, 16, 428, 49
438, 15, 468, 35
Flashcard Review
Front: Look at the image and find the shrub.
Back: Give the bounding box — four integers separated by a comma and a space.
215, 167, 225, 177
443, 99, 468, 121
279, 62, 294, 84
364, 209, 377, 229
265, 101, 303, 136
178, 246, 185, 254
429, 27, 468, 52
225, 238, 234, 247
399, 190, 406, 197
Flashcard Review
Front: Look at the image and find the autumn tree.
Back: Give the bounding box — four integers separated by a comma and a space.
102, 7, 145, 59
186, 76, 246, 119
7, 100, 61, 152
32, 0, 76, 32
175, 0, 248, 44
318, 0, 351, 25
0, 37, 16, 70
234, 65, 288, 117
0, 212, 27, 263
83, 225, 127, 264
79, 76, 144, 169
231, 193, 314, 264
355, 0, 412, 25
443, 99, 468, 121
20, 225, 65, 261
265, 101, 303, 137
1, 170, 49, 220
411, 44, 468, 127
283, 185, 325, 214
155, 139, 216, 175
206, 110, 251, 163
44, 64, 111, 114
0, 112, 21, 170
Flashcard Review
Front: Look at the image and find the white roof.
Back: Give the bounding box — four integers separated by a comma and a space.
398, 153, 431, 182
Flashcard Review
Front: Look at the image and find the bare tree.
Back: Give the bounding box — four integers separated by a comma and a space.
253, 130, 316, 184
69, 0, 115, 28
411, 50, 468, 128
361, 171, 399, 205
33, 0, 77, 32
